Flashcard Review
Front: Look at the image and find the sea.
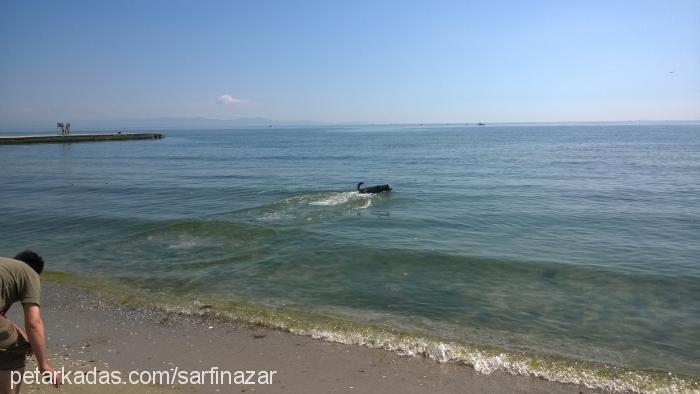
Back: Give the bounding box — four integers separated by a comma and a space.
1, 123, 699, 392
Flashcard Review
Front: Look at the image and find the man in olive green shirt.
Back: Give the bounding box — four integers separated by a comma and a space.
0, 251, 61, 393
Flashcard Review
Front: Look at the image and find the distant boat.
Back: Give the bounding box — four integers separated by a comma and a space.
477, 122, 486, 126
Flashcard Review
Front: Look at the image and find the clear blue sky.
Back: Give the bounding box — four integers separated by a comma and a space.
1, 0, 698, 124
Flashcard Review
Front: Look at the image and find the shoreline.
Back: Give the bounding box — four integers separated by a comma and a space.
33, 271, 699, 393
8, 281, 603, 393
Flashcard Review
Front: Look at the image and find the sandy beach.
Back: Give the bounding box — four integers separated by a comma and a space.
5, 281, 601, 393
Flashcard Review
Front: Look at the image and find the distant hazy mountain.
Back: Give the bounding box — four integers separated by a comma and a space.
0, 117, 323, 131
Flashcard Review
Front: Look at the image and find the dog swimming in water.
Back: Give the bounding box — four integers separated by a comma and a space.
357, 182, 392, 194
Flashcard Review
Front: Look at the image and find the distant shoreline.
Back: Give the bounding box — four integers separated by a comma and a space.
1, 119, 699, 133
0, 132, 164, 144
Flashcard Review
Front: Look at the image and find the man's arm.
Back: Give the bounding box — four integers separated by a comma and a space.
23, 303, 61, 386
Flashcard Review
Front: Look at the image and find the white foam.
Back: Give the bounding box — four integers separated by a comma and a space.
259, 212, 294, 221
145, 234, 200, 250
168, 239, 198, 249
133, 296, 699, 394
309, 191, 374, 208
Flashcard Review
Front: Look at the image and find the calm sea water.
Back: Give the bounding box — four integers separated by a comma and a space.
1, 124, 699, 386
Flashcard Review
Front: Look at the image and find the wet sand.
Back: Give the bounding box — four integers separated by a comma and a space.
9, 282, 600, 393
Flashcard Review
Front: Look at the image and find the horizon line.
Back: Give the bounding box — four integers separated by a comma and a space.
2, 117, 699, 124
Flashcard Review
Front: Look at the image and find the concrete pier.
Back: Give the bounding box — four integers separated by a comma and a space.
0, 133, 164, 145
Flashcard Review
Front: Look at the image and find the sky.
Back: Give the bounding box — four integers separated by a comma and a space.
1, 0, 699, 124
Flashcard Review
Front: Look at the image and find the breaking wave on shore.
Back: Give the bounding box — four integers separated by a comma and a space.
44, 271, 700, 394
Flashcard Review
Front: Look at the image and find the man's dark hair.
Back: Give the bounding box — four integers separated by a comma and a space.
14, 250, 44, 274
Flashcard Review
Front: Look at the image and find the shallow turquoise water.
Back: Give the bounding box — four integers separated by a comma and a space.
1, 124, 699, 380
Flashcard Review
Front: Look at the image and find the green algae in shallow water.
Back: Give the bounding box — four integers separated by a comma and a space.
43, 271, 700, 393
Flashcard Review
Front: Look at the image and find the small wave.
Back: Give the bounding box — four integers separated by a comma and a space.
43, 272, 700, 394
146, 234, 203, 250
259, 212, 294, 221
151, 304, 700, 393
237, 191, 382, 224
309, 191, 375, 208
166, 237, 199, 250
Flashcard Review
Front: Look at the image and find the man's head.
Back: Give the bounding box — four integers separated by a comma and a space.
14, 250, 44, 274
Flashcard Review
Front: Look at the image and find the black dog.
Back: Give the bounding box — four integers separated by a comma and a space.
357, 182, 392, 194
